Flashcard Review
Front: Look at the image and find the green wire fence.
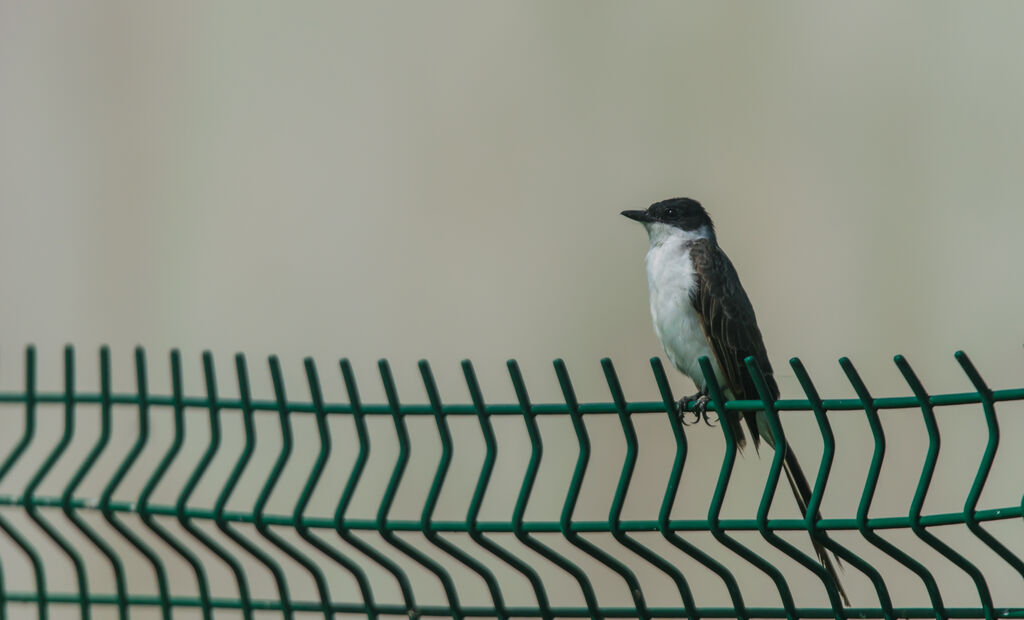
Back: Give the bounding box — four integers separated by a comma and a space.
0, 346, 1021, 619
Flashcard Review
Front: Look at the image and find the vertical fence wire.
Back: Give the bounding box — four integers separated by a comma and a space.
700, 356, 799, 617
896, 356, 994, 619
649, 357, 748, 617
955, 352, 1024, 580
300, 357, 377, 619
840, 357, 948, 617
508, 359, 603, 619
601, 358, 697, 618
336, 358, 417, 616
463, 359, 552, 619
191, 351, 253, 620
213, 353, 292, 618
789, 357, 895, 616
744, 357, 847, 617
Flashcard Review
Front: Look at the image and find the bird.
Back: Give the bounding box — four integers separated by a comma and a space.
622, 197, 849, 607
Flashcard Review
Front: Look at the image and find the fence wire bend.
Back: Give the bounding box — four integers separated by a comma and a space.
0, 346, 1021, 620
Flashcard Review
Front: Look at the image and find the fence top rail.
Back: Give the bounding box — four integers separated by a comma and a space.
1, 389, 1023, 414
0, 345, 1020, 416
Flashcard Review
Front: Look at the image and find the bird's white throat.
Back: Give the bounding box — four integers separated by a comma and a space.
642, 223, 726, 393
643, 222, 713, 247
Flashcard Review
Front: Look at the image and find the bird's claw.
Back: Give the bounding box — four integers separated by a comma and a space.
676, 393, 717, 427
676, 400, 699, 426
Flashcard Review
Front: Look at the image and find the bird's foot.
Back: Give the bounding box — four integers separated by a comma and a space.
676, 392, 717, 426
674, 393, 698, 425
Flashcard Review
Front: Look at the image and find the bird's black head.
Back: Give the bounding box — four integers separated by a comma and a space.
621, 197, 714, 233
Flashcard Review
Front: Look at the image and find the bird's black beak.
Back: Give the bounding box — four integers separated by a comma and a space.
621, 209, 653, 223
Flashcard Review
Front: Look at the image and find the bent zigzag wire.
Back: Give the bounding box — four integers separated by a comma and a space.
0, 346, 1021, 620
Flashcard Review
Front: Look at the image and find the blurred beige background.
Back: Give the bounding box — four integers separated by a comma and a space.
1, 1, 1023, 618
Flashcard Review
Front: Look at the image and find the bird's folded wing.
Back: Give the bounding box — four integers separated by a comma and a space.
688, 238, 779, 449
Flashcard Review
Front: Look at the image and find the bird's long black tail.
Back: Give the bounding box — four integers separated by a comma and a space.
782, 446, 850, 607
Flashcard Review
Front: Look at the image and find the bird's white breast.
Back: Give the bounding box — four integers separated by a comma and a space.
643, 226, 724, 390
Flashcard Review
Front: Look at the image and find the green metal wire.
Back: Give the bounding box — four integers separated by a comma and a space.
463, 359, 552, 619
300, 357, 377, 620
602, 358, 697, 618
789, 358, 895, 616
552, 359, 649, 620
136, 350, 212, 620
744, 356, 847, 616
419, 360, 508, 618
98, 348, 172, 620
649, 357, 747, 616
510, 359, 602, 618
192, 351, 254, 620
217, 353, 292, 618
896, 355, 994, 619
377, 359, 464, 620
0, 348, 47, 620
21, 346, 90, 620
61, 347, 128, 619
841, 357, 948, 617
701, 355, 799, 618
955, 352, 1024, 579
0, 346, 1021, 619
258, 356, 332, 619
335, 358, 417, 614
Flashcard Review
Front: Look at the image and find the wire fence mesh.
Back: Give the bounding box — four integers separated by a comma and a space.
0, 346, 1021, 619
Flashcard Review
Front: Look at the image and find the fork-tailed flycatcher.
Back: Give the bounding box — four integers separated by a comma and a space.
622, 197, 848, 606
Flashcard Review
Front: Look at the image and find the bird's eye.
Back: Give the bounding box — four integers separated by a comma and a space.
663, 208, 677, 218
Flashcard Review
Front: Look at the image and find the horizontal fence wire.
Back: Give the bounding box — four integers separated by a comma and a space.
0, 346, 1021, 620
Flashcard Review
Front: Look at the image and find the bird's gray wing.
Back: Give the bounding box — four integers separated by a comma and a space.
688, 238, 779, 450
689, 239, 849, 604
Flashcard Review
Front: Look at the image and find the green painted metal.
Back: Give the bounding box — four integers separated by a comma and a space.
0, 346, 1020, 619
98, 348, 172, 620
213, 354, 292, 618
464, 359, 551, 617
191, 351, 253, 620
790, 357, 895, 616
841, 357, 948, 616
743, 356, 847, 616
510, 359, 602, 619
335, 358, 417, 614
301, 357, 378, 619
138, 350, 212, 620
265, 355, 334, 619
